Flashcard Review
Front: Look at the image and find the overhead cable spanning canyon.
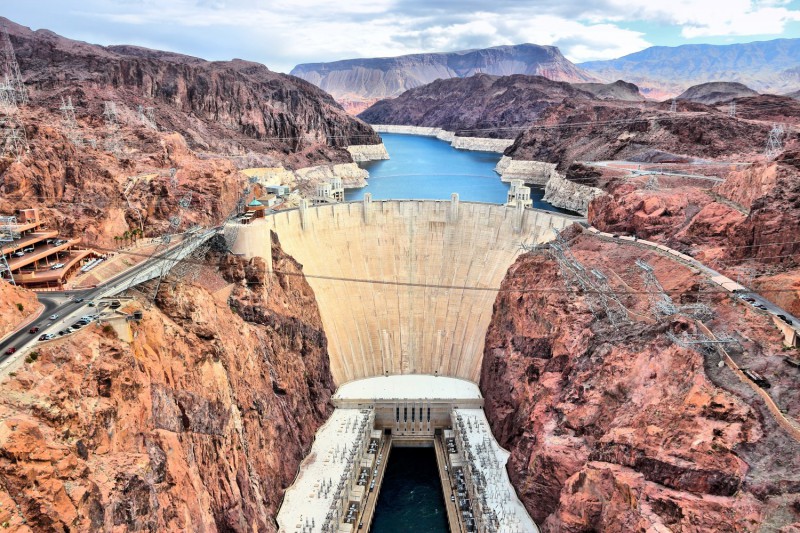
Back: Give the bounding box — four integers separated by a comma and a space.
0, 8, 800, 533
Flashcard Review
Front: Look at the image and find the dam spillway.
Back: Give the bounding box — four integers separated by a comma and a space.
230, 198, 582, 384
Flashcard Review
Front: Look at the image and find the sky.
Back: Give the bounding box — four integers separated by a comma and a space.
4, 0, 800, 72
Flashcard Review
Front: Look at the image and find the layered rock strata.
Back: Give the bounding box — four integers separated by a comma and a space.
346, 143, 390, 163
0, 239, 335, 532
481, 229, 800, 531
542, 171, 604, 214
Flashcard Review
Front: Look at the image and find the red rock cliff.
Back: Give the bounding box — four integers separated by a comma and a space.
480, 230, 800, 531
0, 236, 334, 532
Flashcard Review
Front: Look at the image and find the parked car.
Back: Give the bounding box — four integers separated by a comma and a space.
38, 333, 55, 341
12, 250, 24, 257
777, 314, 793, 325
87, 301, 96, 307
58, 330, 68, 336
756, 304, 768, 311
49, 313, 59, 320
22, 246, 34, 253
29, 326, 39, 334
74, 297, 85, 303
4, 347, 16, 355
50, 263, 65, 270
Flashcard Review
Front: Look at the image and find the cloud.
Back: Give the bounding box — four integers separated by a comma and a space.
4, 0, 800, 73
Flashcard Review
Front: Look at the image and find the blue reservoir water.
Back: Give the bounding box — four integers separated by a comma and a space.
371, 447, 449, 533
345, 133, 562, 210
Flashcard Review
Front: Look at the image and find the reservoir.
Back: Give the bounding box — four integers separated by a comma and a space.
346, 133, 565, 211
370, 447, 449, 533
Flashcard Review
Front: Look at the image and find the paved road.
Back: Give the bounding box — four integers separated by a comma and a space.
0, 228, 218, 365
588, 228, 800, 338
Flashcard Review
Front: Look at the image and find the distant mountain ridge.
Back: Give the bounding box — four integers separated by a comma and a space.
676, 82, 759, 105
357, 74, 597, 137
580, 38, 800, 98
291, 44, 597, 113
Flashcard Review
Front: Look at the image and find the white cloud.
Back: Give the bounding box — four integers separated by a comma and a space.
605, 0, 800, 38
8, 0, 800, 72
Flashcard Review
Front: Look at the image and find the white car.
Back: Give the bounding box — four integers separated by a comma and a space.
49, 313, 59, 320
50, 263, 65, 270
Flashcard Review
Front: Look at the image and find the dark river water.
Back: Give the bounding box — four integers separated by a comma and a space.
345, 132, 559, 209
370, 447, 449, 533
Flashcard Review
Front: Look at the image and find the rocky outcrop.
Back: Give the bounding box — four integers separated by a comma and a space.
480, 230, 800, 531
347, 143, 390, 163
4, 17, 379, 166
543, 170, 604, 214
360, 74, 593, 137
0, 16, 384, 247
0, 238, 335, 532
725, 154, 800, 264
0, 281, 39, 339
572, 80, 645, 101
676, 82, 759, 105
294, 162, 369, 189
495, 157, 558, 184
371, 125, 514, 153
504, 101, 774, 167
292, 44, 597, 112
0, 123, 247, 248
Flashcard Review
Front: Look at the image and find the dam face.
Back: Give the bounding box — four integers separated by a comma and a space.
231, 198, 580, 384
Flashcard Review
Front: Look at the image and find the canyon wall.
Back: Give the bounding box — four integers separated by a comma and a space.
347, 143, 390, 163
0, 282, 39, 339
0, 239, 335, 532
480, 230, 800, 531
231, 200, 581, 385
4, 16, 380, 166
542, 171, 604, 214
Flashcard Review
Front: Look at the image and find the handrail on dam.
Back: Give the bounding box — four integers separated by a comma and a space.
252, 198, 586, 221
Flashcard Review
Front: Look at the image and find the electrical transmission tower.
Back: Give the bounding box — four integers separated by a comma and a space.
103, 101, 124, 157
728, 101, 736, 119
667, 330, 739, 355
670, 99, 677, 113
150, 191, 194, 300
137, 105, 156, 130
0, 25, 27, 107
0, 75, 17, 114
0, 116, 29, 162
635, 259, 713, 321
59, 96, 83, 147
549, 231, 631, 326
0, 215, 19, 285
765, 124, 785, 160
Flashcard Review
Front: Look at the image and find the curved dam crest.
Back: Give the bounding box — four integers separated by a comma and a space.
230, 199, 582, 385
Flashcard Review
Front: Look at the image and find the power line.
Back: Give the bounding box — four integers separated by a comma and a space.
79, 241, 800, 296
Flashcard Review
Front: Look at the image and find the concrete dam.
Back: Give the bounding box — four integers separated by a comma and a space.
231, 197, 580, 385
229, 197, 581, 532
